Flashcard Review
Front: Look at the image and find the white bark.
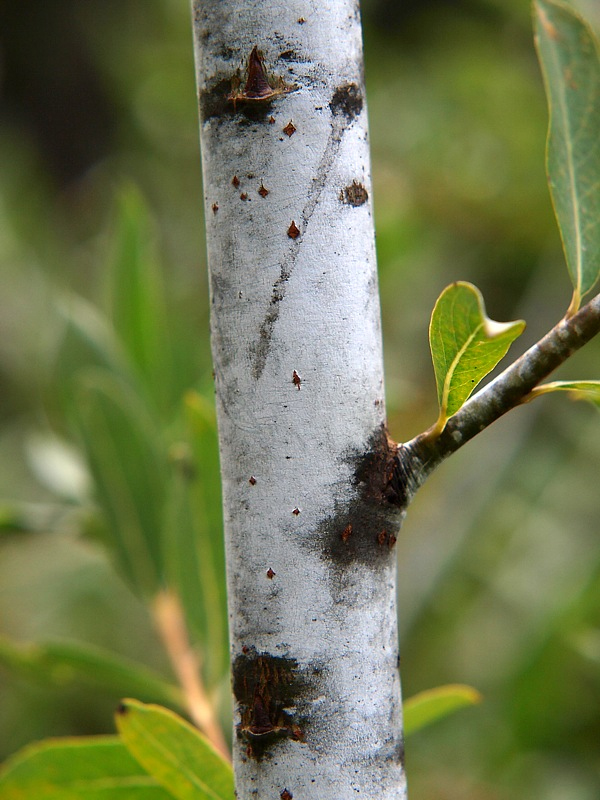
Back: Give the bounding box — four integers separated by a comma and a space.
191, 1, 407, 797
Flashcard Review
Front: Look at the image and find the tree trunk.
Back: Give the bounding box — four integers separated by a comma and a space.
191, 1, 407, 797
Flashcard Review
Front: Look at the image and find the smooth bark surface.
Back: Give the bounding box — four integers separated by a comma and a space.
191, 1, 407, 798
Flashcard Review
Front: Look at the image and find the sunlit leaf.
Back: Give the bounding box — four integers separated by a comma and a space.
535, 0, 600, 313
429, 282, 525, 432
116, 700, 234, 800
24, 431, 91, 503
527, 379, 600, 408
404, 684, 482, 736
0, 736, 171, 799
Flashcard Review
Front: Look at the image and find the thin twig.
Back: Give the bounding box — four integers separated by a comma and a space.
152, 589, 231, 761
402, 291, 600, 491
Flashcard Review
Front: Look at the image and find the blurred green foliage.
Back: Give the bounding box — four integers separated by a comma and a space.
0, 1, 599, 798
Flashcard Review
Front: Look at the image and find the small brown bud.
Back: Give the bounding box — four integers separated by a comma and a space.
232, 175, 240, 187
267, 567, 275, 579
287, 220, 300, 239
283, 120, 296, 137
258, 183, 269, 198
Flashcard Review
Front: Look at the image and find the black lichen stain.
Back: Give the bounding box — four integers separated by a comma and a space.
317, 425, 406, 568
330, 83, 363, 121
340, 180, 368, 207
199, 77, 232, 123
232, 649, 309, 760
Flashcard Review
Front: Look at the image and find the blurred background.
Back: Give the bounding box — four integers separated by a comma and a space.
1, 0, 600, 798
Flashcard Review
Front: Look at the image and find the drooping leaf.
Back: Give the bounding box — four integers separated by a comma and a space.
429, 282, 525, 432
0, 635, 183, 710
107, 186, 175, 412
404, 684, 483, 736
74, 368, 168, 596
56, 292, 131, 378
162, 390, 228, 685
528, 379, 600, 409
116, 700, 234, 800
0, 736, 171, 800
535, 0, 600, 313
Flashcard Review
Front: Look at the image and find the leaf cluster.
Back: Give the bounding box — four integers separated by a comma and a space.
426, 0, 600, 435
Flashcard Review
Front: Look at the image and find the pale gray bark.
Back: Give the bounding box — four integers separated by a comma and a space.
190, 1, 407, 797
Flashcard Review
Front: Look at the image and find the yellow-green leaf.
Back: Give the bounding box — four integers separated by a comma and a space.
0, 736, 171, 799
429, 282, 525, 432
535, 0, 600, 313
528, 379, 600, 408
116, 700, 234, 800
404, 684, 483, 736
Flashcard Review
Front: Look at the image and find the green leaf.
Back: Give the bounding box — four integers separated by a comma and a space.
74, 368, 168, 596
0, 504, 38, 534
535, 0, 600, 313
0, 736, 172, 799
163, 391, 228, 685
404, 684, 483, 736
528, 379, 600, 408
107, 186, 175, 412
429, 282, 525, 432
116, 700, 234, 800
0, 635, 183, 710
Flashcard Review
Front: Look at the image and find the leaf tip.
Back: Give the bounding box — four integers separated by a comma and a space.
482, 317, 526, 339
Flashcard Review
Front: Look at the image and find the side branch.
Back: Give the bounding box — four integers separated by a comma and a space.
152, 590, 230, 760
402, 291, 600, 489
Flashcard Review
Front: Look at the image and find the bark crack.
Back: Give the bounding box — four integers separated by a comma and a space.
251, 84, 364, 379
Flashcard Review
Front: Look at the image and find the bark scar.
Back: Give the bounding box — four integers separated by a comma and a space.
251, 83, 364, 379
232, 649, 309, 759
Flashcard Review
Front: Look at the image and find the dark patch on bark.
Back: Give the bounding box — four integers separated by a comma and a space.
199, 77, 232, 123
316, 425, 406, 568
340, 180, 368, 207
200, 77, 286, 125
354, 424, 404, 508
330, 83, 363, 121
251, 265, 291, 379
232, 648, 310, 760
